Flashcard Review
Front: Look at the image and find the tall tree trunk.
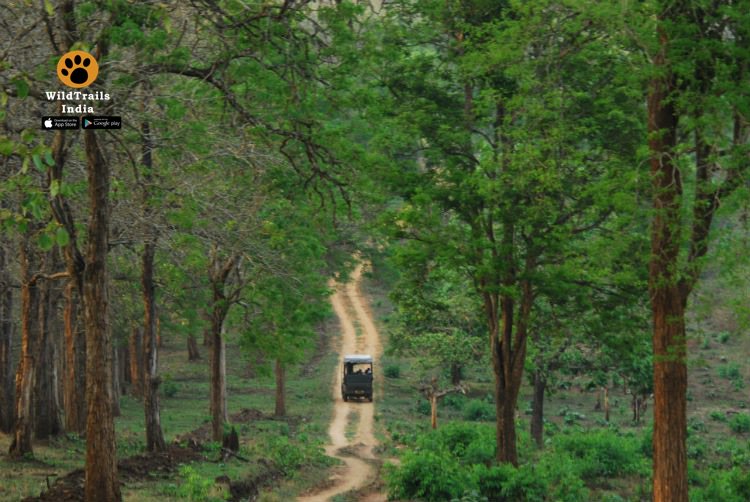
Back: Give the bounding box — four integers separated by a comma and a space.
530, 369, 545, 448
487, 269, 531, 465
9, 237, 40, 457
187, 334, 201, 360
648, 18, 687, 501
210, 319, 228, 441
33, 272, 54, 439
142, 240, 166, 451
0, 244, 14, 433
111, 342, 121, 417
141, 118, 166, 452
63, 282, 86, 433
274, 358, 285, 417
129, 326, 144, 398
83, 129, 121, 502
208, 252, 236, 442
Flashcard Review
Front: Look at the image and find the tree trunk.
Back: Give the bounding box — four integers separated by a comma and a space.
121, 344, 130, 384
157, 317, 162, 348
430, 394, 437, 429
82, 129, 121, 502
129, 326, 144, 398
187, 334, 201, 361
275, 358, 285, 417
111, 342, 121, 417
9, 239, 40, 458
530, 370, 545, 448
63, 282, 86, 434
210, 320, 227, 441
648, 18, 688, 502
604, 386, 610, 423
142, 239, 166, 452
450, 363, 462, 386
488, 282, 530, 466
33, 272, 59, 439
0, 244, 14, 433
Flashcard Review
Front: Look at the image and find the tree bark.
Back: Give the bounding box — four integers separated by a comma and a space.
530, 369, 545, 448
33, 269, 60, 439
9, 238, 40, 458
140, 118, 166, 452
111, 342, 121, 417
187, 334, 201, 360
63, 282, 86, 434
210, 321, 228, 441
274, 358, 285, 417
430, 395, 438, 429
129, 326, 144, 398
82, 129, 121, 502
487, 273, 531, 465
604, 386, 610, 423
142, 239, 166, 451
208, 252, 236, 442
648, 17, 687, 501
0, 244, 14, 433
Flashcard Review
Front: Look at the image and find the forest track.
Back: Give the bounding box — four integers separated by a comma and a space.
297, 263, 386, 502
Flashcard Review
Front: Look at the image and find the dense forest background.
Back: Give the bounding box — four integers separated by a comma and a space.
1, 1, 749, 501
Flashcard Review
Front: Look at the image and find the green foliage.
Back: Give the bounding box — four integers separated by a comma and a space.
690, 467, 750, 502
385, 450, 471, 501
384, 364, 401, 379
729, 414, 750, 434
444, 393, 467, 411
173, 465, 226, 501
710, 410, 728, 422
386, 422, 590, 501
416, 399, 431, 416
552, 430, 644, 481
462, 400, 494, 422
718, 363, 744, 390
161, 373, 178, 398
261, 435, 329, 476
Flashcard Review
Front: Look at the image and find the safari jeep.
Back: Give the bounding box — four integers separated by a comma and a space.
341, 354, 373, 402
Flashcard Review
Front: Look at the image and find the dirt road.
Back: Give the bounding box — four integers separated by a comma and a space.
298, 264, 386, 502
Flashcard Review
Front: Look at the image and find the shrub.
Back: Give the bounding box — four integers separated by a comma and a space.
161, 373, 178, 398
416, 399, 431, 416
385, 450, 471, 501
175, 466, 223, 501
719, 363, 744, 389
384, 364, 400, 378
444, 393, 467, 411
263, 435, 328, 475
690, 467, 750, 502
553, 430, 642, 481
710, 410, 727, 422
729, 414, 750, 434
463, 400, 495, 422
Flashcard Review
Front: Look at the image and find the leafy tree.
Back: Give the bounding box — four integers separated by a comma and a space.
645, 1, 750, 499
357, 0, 644, 464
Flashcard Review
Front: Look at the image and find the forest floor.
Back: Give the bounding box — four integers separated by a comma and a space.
0, 261, 747, 501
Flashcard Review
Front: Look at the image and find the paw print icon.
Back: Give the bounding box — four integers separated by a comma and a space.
57, 51, 98, 88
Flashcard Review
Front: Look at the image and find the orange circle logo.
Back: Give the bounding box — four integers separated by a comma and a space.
57, 51, 98, 88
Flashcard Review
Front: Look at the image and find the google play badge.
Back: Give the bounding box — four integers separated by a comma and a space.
82, 116, 122, 130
